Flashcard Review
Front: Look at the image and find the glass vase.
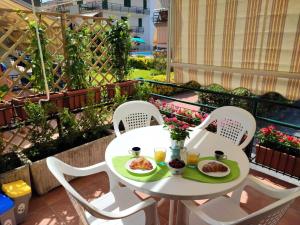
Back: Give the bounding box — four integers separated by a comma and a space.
170, 139, 185, 160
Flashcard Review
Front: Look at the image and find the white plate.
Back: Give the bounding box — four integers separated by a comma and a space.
125, 158, 157, 175
198, 160, 230, 177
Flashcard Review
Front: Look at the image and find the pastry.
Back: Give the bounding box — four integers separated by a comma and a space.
202, 162, 228, 173
129, 157, 153, 170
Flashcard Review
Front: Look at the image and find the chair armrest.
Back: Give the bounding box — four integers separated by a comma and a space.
89, 198, 156, 220
47, 157, 110, 177
246, 175, 300, 199
181, 200, 228, 225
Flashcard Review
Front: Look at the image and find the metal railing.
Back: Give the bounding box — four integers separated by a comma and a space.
153, 9, 168, 24
130, 26, 144, 33
80, 1, 150, 15
139, 79, 300, 180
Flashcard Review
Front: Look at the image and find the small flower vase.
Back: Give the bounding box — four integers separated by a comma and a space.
170, 139, 185, 160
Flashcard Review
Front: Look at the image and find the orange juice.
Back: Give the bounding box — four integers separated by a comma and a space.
187, 152, 199, 165
154, 149, 166, 163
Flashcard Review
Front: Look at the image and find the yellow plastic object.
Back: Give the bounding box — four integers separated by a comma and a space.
2, 180, 31, 198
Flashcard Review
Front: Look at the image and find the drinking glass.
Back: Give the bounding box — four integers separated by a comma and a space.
186, 151, 200, 168
154, 147, 166, 165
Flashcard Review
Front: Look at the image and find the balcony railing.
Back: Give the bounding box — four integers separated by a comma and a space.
138, 79, 300, 181
80, 1, 150, 15
130, 26, 144, 34
153, 9, 168, 24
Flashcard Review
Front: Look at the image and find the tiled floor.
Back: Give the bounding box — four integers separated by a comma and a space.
20, 169, 299, 225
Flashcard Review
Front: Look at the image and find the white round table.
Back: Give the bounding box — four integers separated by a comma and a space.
105, 125, 250, 225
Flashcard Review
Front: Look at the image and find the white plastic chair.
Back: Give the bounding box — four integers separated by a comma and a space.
113, 100, 164, 137
46, 157, 160, 225
189, 106, 256, 149
176, 175, 300, 225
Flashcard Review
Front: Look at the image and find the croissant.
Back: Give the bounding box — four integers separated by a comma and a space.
130, 157, 153, 170
202, 162, 228, 173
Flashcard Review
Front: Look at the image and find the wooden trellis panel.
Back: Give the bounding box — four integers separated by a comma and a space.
0, 9, 115, 155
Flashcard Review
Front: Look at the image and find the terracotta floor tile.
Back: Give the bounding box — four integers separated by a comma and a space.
21, 170, 300, 225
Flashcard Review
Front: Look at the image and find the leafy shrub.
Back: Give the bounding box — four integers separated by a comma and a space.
151, 74, 179, 96
134, 82, 153, 101
230, 87, 253, 112
153, 51, 167, 73
257, 92, 290, 117
198, 84, 230, 112
180, 80, 201, 90
128, 56, 154, 70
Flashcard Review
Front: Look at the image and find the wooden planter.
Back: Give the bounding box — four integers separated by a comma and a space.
12, 92, 64, 120
64, 87, 101, 110
0, 101, 13, 127
106, 80, 138, 99
0, 165, 31, 187
255, 144, 300, 178
30, 133, 115, 195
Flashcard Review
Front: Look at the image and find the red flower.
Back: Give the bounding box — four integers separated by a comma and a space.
287, 136, 294, 141
268, 125, 276, 130
260, 128, 270, 135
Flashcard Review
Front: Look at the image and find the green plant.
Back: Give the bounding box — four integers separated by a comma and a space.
106, 19, 131, 82
0, 84, 9, 100
164, 116, 191, 141
181, 80, 201, 90
198, 84, 230, 112
80, 93, 110, 136
64, 27, 91, 89
112, 86, 128, 110
256, 125, 300, 153
153, 51, 167, 73
134, 82, 153, 101
27, 21, 54, 92
230, 87, 253, 111
25, 102, 55, 147
59, 108, 80, 145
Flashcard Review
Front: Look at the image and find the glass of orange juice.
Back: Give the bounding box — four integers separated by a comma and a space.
154, 147, 166, 165
186, 151, 200, 168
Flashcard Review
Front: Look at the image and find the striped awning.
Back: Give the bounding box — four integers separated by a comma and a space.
171, 0, 300, 100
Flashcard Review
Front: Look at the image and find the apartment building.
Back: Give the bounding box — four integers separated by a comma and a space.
81, 0, 154, 50
153, 0, 168, 49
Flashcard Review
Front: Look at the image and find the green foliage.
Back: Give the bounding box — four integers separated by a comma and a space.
106, 19, 131, 82
112, 86, 127, 109
181, 80, 201, 90
257, 92, 290, 117
153, 51, 167, 73
0, 84, 9, 100
134, 82, 153, 101
59, 108, 80, 145
198, 84, 230, 112
64, 27, 91, 89
230, 87, 253, 111
25, 102, 55, 147
128, 56, 154, 70
27, 21, 54, 92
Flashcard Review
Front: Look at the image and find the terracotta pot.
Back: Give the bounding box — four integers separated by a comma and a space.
285, 155, 296, 175
263, 147, 273, 167
106, 80, 138, 99
12, 92, 64, 120
255, 145, 266, 164
270, 150, 281, 170
0, 101, 13, 127
292, 158, 300, 178
278, 152, 288, 172
65, 87, 101, 110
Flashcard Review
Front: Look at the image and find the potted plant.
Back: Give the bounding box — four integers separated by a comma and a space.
164, 116, 191, 159
24, 101, 115, 195
0, 134, 31, 187
105, 19, 137, 98
64, 27, 101, 110
256, 125, 300, 178
12, 20, 64, 120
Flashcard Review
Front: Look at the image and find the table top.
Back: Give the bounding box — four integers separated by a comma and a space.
105, 125, 250, 200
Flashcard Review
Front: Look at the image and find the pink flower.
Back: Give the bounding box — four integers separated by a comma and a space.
268, 125, 276, 130
182, 124, 189, 129
260, 128, 270, 135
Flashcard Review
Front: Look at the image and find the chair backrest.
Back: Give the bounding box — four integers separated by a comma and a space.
208, 106, 256, 148
113, 100, 164, 136
46, 157, 117, 223
235, 187, 300, 225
